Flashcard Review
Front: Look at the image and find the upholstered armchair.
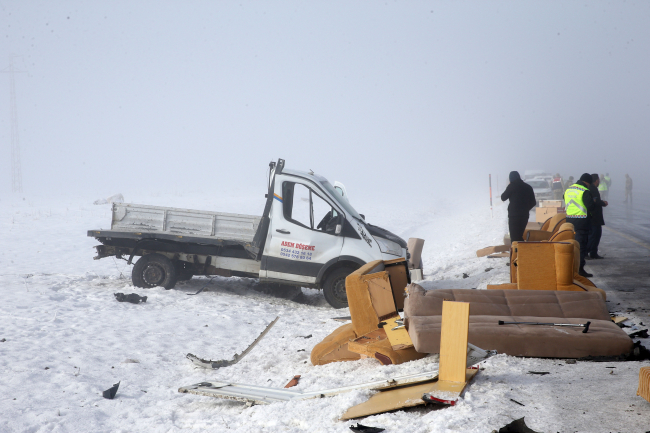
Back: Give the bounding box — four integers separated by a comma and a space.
493, 241, 605, 299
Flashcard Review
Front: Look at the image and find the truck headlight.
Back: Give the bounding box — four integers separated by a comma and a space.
373, 236, 402, 256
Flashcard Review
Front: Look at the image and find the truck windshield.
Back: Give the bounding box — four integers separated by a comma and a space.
320, 180, 363, 220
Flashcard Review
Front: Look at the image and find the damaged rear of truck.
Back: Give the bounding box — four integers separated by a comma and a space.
88, 159, 410, 308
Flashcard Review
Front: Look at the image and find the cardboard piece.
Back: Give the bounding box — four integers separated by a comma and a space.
612, 316, 628, 324
638, 366, 650, 403
476, 244, 510, 258
535, 207, 565, 222
539, 200, 563, 208
407, 238, 425, 270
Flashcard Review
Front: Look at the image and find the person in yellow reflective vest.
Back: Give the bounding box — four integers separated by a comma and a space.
598, 173, 609, 201
564, 173, 595, 277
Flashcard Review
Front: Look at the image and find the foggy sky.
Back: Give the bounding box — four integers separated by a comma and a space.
1, 1, 649, 201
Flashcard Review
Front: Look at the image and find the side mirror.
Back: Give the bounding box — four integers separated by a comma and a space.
335, 224, 342, 235
359, 214, 365, 221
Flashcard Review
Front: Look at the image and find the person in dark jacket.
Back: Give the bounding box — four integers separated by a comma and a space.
587, 174, 608, 259
501, 171, 537, 242
565, 173, 595, 277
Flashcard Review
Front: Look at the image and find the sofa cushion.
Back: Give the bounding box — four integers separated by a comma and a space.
408, 315, 633, 358
404, 286, 610, 321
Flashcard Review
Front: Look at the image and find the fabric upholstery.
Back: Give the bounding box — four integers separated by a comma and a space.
408, 315, 633, 358
310, 323, 361, 365
505, 241, 604, 298
404, 286, 611, 320
525, 214, 567, 241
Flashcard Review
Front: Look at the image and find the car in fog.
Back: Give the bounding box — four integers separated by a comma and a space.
525, 178, 553, 204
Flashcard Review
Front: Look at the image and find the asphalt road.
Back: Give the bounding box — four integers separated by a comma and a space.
587, 189, 650, 316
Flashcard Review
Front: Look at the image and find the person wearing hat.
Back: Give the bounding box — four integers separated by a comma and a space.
501, 171, 537, 242
564, 176, 574, 191
625, 174, 633, 203
598, 173, 610, 201
564, 173, 596, 277
552, 173, 564, 200
587, 174, 608, 259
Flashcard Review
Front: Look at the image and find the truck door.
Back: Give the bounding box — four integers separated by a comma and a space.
261, 179, 344, 285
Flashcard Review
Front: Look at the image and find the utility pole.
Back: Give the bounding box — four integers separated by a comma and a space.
3, 58, 24, 193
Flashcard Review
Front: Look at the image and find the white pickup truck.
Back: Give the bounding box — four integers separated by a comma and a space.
88, 159, 410, 308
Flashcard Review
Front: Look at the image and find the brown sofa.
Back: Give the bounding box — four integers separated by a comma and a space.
497, 241, 605, 299
404, 286, 633, 358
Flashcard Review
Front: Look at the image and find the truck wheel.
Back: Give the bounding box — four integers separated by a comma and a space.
132, 254, 177, 290
323, 267, 355, 309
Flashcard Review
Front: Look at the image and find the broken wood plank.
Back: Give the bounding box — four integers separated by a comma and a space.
439, 301, 470, 383
383, 315, 414, 350
422, 367, 478, 405
340, 367, 479, 419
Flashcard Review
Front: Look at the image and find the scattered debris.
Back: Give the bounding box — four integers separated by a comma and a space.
187, 287, 206, 296
497, 417, 541, 433
0, 338, 6, 343
578, 342, 650, 362
462, 273, 469, 279
498, 320, 591, 333
628, 329, 649, 339
349, 424, 385, 433
509, 398, 525, 406
527, 371, 550, 375
296, 349, 305, 352
331, 316, 352, 322
299, 334, 312, 339
566, 359, 577, 364
612, 316, 628, 324
122, 359, 140, 363
284, 375, 301, 388
102, 381, 120, 399
187, 316, 279, 369
484, 267, 494, 272
340, 303, 493, 419
179, 368, 442, 403
44, 367, 49, 370
114, 293, 147, 304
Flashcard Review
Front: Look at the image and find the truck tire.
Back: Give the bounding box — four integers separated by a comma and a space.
323, 267, 355, 309
132, 254, 177, 290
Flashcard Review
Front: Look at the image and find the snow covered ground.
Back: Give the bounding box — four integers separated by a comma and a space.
1, 191, 648, 432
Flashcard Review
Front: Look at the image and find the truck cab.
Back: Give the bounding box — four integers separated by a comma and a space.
255, 159, 408, 307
